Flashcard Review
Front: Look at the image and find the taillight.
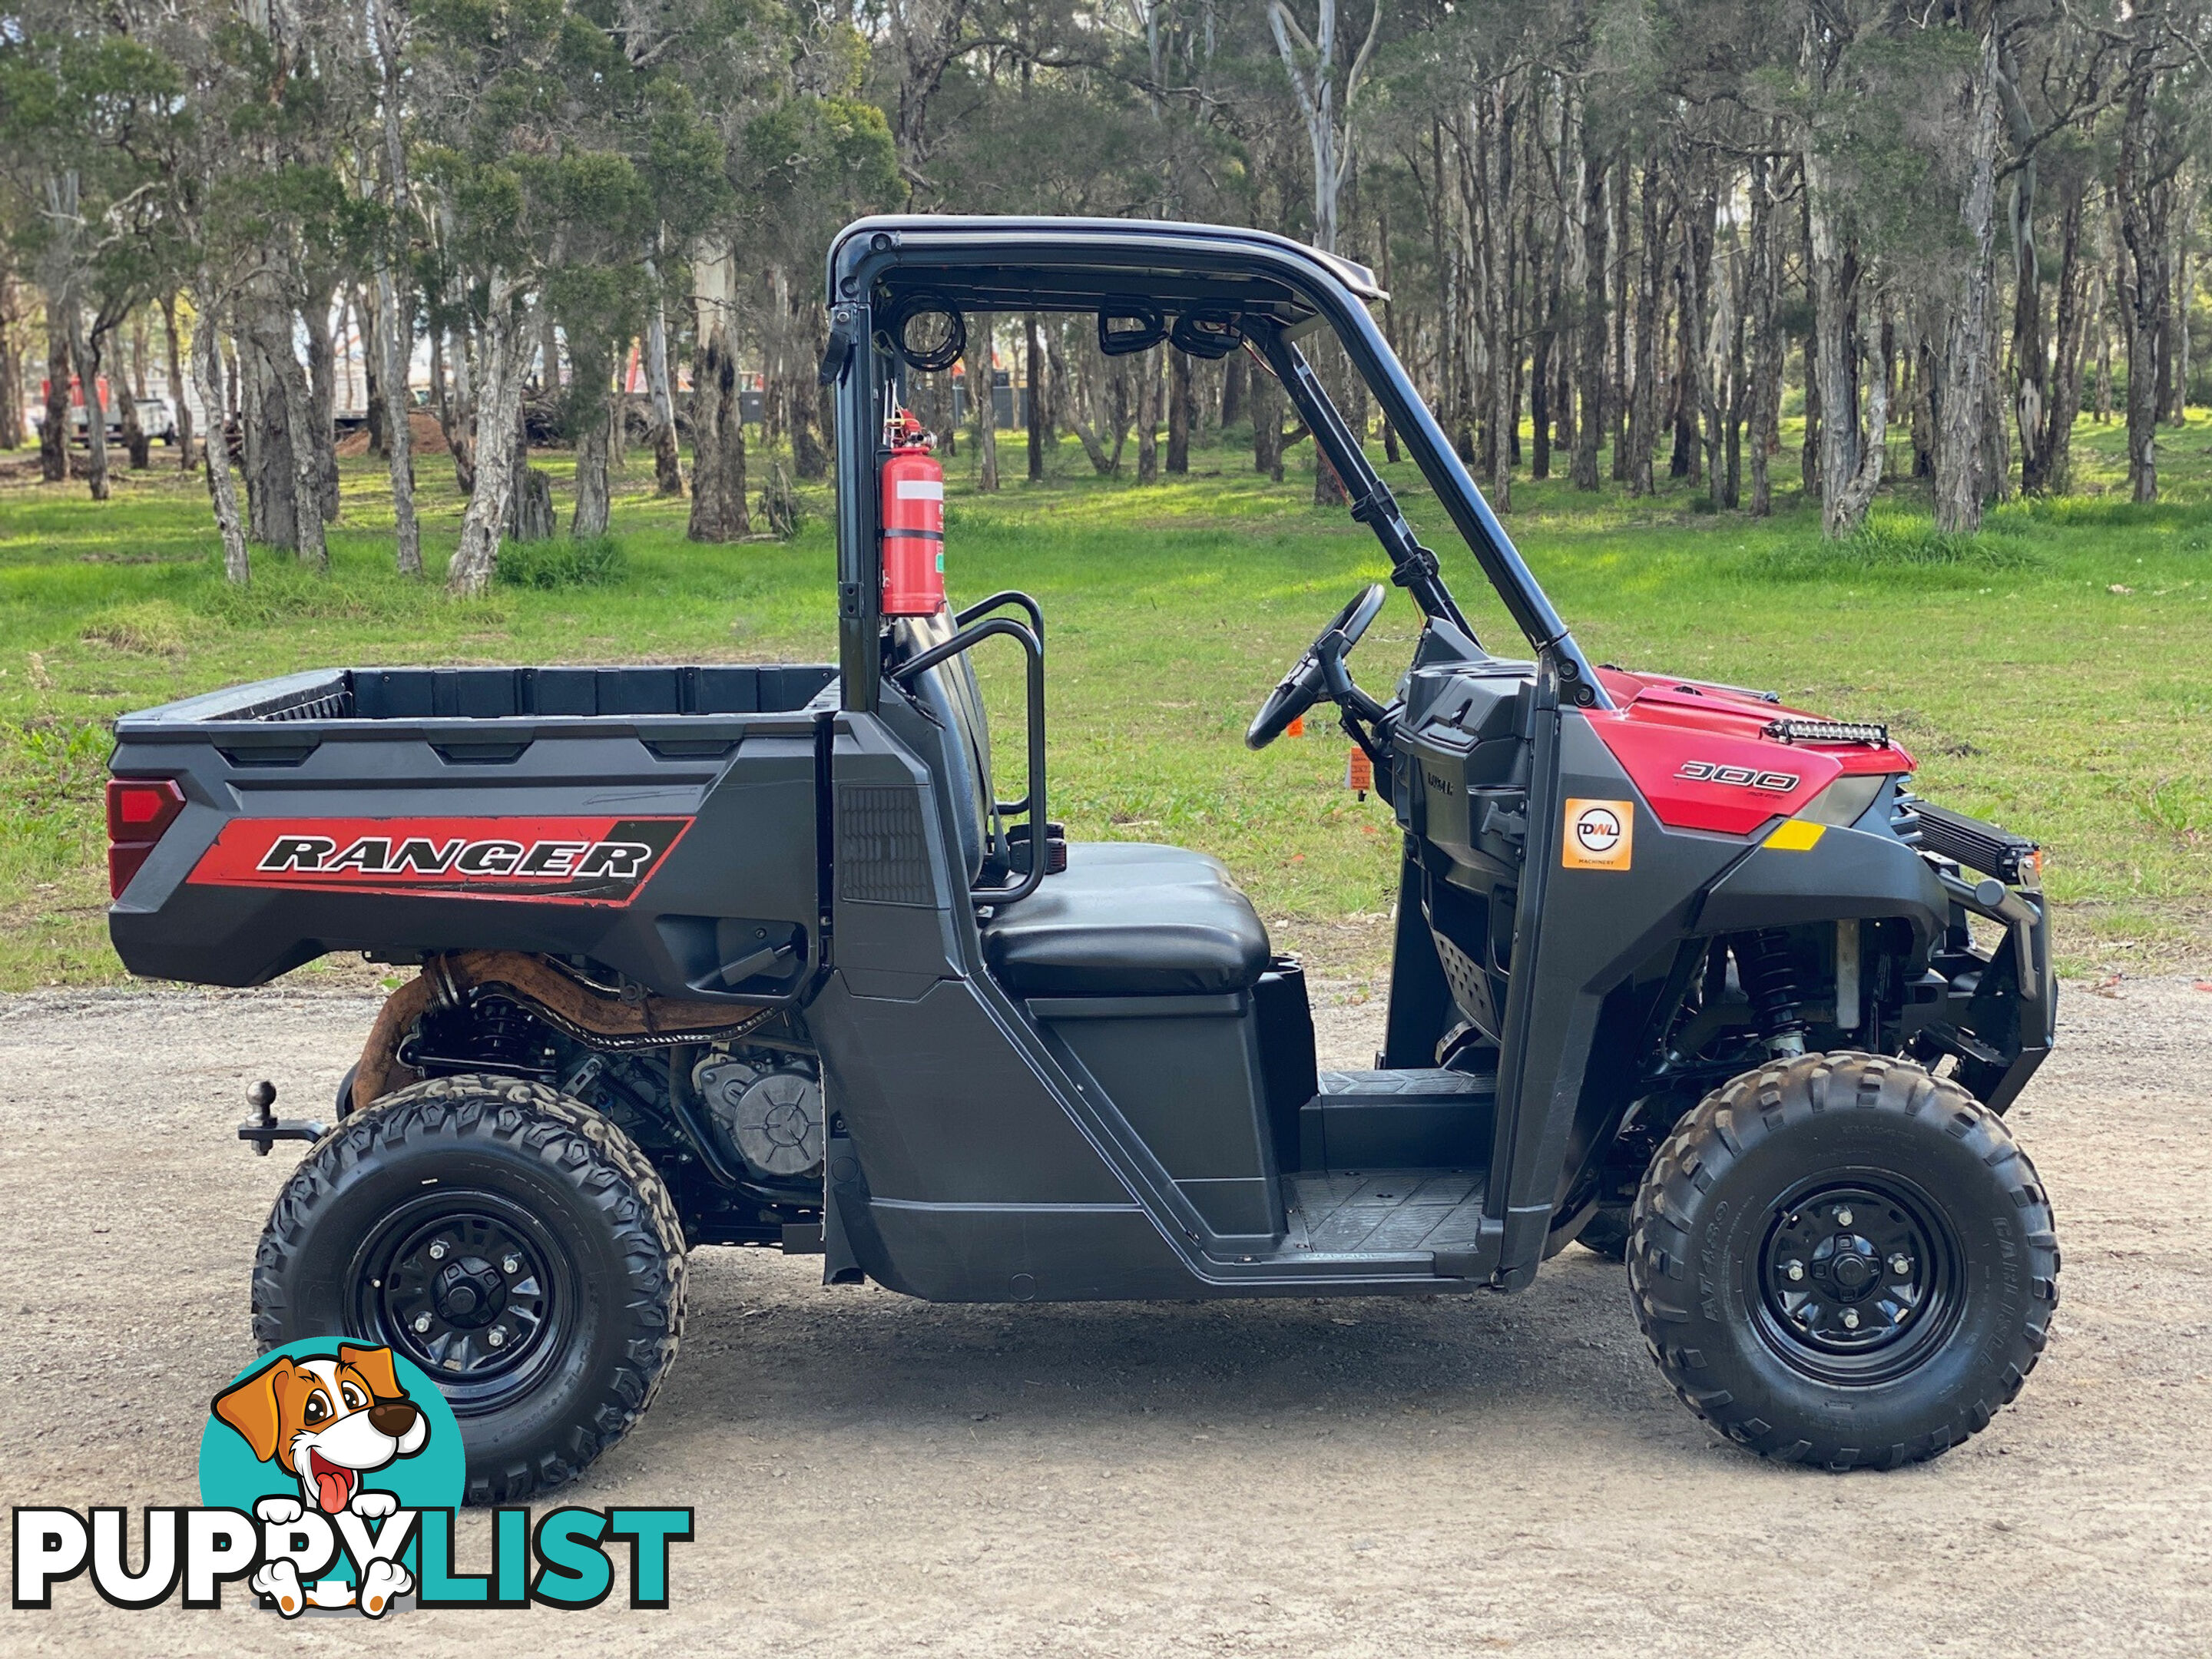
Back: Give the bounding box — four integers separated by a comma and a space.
106, 778, 186, 899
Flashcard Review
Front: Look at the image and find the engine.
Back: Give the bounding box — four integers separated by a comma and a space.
692, 1048, 826, 1184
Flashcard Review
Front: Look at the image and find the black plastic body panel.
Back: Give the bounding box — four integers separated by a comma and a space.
108, 665, 836, 992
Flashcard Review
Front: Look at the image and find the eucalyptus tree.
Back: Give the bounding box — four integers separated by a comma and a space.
412, 0, 733, 589
0, 3, 177, 501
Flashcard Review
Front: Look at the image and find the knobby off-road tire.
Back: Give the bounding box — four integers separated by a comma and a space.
1628, 1051, 2058, 1470
252, 1075, 687, 1504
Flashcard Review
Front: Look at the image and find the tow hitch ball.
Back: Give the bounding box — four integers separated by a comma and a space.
237, 1080, 327, 1157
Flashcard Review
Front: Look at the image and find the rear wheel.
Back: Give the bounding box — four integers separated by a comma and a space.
1628, 1051, 2058, 1469
251, 1075, 687, 1503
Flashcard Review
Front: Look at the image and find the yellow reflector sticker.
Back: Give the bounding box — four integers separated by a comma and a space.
1764, 820, 1827, 852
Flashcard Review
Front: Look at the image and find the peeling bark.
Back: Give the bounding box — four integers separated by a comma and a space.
193, 304, 250, 585
448, 279, 527, 596
39, 314, 68, 482
161, 294, 195, 472
1932, 27, 2002, 535
687, 243, 750, 541
644, 267, 684, 495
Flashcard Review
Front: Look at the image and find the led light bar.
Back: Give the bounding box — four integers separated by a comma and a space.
1763, 718, 1890, 747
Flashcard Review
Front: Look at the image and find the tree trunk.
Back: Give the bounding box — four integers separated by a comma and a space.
1679, 160, 1724, 502
970, 311, 1001, 492
1252, 362, 1285, 482
241, 343, 286, 544
570, 340, 612, 539
118, 329, 151, 470
1026, 314, 1046, 482
435, 327, 477, 495
1747, 152, 1781, 516
1167, 346, 1191, 475
2116, 72, 2172, 504
302, 289, 341, 522
2038, 190, 2088, 495
1220, 350, 1247, 429
66, 306, 110, 501
0, 277, 21, 452
687, 242, 750, 540
40, 313, 69, 482
644, 260, 684, 494
1627, 145, 1661, 498
448, 281, 528, 595
193, 301, 250, 585
1932, 26, 2002, 535
361, 286, 386, 459
1135, 344, 1160, 485
2172, 189, 2195, 425
1805, 148, 1870, 536
243, 290, 329, 568
160, 294, 194, 472
1826, 331, 1889, 532
1571, 139, 1608, 492
1047, 338, 1114, 475
373, 253, 421, 574
1608, 150, 1631, 481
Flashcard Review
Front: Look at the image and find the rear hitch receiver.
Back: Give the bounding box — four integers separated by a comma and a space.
237, 1080, 327, 1157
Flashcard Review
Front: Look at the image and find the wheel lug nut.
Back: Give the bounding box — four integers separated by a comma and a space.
1890, 1254, 1912, 1276
503, 1255, 520, 1274
428, 1242, 446, 1260
1842, 1309, 1860, 1330
488, 1328, 506, 1348
1784, 1260, 1805, 1283
412, 1314, 432, 1333
1834, 1207, 1854, 1228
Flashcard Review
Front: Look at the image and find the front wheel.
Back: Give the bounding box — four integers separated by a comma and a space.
251, 1075, 687, 1504
1628, 1052, 2058, 1469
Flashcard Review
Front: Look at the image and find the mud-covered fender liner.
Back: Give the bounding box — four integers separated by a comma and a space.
351, 949, 771, 1112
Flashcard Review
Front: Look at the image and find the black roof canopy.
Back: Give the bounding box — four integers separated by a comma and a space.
826, 215, 1386, 328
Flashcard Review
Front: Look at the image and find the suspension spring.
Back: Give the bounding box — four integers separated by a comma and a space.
1739, 931, 1807, 1058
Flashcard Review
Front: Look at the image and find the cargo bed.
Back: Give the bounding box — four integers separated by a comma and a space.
108, 663, 839, 992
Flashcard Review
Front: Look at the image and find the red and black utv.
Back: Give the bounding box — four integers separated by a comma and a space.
108, 217, 2058, 1495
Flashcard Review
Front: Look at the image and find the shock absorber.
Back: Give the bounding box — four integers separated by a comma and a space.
1738, 931, 1807, 1058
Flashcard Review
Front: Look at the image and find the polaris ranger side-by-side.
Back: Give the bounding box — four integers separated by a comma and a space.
108, 218, 2058, 1496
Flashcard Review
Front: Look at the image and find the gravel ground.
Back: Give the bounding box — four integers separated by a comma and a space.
2, 977, 2210, 1656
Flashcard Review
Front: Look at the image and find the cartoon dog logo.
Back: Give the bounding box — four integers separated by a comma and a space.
211, 1343, 429, 1615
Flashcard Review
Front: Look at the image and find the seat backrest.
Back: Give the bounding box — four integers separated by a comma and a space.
892, 605, 998, 883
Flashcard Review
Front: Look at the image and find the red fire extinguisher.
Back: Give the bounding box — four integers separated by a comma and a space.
880, 409, 945, 617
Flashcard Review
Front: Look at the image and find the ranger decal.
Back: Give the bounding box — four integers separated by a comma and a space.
187, 815, 691, 905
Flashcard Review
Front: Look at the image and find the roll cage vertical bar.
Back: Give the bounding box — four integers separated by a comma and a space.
826, 297, 880, 714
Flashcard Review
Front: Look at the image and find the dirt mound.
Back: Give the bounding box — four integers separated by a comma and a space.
335, 409, 450, 458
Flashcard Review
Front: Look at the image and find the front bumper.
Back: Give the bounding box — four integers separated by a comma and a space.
1906, 804, 2055, 1113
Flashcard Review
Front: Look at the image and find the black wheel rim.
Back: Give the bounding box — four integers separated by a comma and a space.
1750, 1175, 1964, 1386
348, 1190, 578, 1416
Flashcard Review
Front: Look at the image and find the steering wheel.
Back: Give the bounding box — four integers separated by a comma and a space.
1245, 583, 1389, 750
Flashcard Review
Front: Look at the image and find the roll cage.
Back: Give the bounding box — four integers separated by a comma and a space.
821, 215, 1611, 717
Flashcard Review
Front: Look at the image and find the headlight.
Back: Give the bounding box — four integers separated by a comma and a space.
1796, 773, 1888, 827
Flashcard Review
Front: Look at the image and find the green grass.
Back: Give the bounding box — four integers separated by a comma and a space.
2, 406, 2210, 990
